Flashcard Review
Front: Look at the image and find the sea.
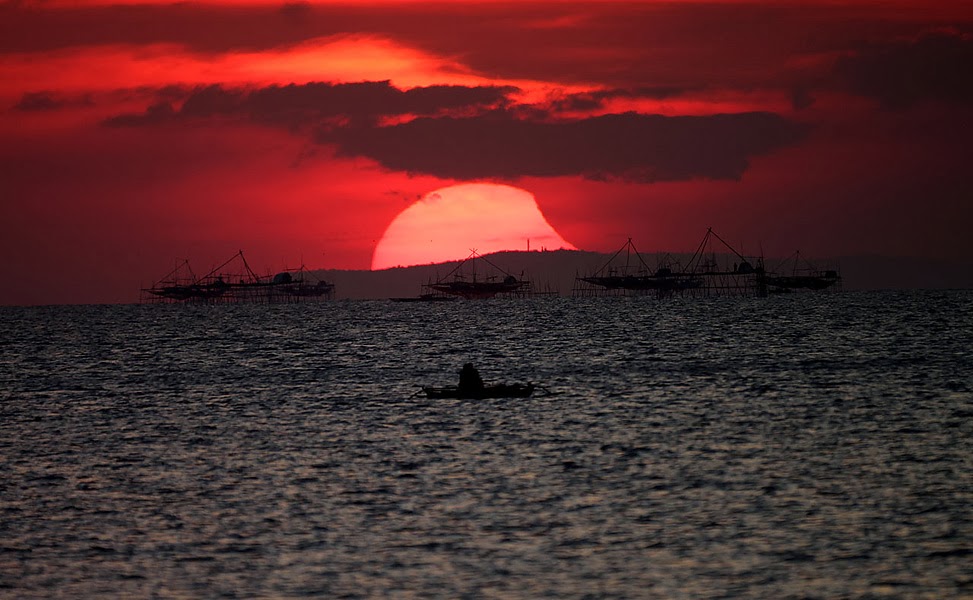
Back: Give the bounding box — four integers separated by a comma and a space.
1, 290, 971, 599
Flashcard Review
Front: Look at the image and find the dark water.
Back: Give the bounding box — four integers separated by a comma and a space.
1, 291, 971, 599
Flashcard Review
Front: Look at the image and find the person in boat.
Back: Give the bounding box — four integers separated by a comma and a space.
458, 363, 484, 395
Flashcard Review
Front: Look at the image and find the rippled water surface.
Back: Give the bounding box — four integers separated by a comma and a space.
2, 291, 972, 598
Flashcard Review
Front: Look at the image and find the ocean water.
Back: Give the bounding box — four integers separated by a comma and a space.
1, 290, 971, 599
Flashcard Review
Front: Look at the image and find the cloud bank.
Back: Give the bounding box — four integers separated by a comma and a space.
321, 110, 805, 183
99, 80, 805, 183
834, 31, 973, 108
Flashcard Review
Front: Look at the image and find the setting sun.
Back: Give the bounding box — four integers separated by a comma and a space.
371, 183, 575, 270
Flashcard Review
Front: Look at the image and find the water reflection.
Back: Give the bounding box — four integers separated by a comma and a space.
0, 292, 971, 598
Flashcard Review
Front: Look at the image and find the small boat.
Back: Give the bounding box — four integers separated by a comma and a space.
429, 275, 529, 299
390, 293, 456, 303
759, 271, 841, 291
421, 382, 535, 399
579, 270, 703, 292
423, 250, 532, 299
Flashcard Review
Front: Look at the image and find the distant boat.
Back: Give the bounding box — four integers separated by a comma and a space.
421, 382, 535, 399
390, 293, 456, 303
579, 267, 703, 292
760, 273, 840, 291
142, 251, 334, 303
761, 251, 841, 292
424, 250, 532, 299
576, 238, 708, 295
429, 274, 529, 299
575, 230, 840, 297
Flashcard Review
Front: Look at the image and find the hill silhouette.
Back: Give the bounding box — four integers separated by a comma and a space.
312, 249, 973, 300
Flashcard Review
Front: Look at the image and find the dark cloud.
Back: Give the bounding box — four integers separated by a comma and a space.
834, 31, 973, 108
103, 81, 516, 128
790, 87, 815, 111
103, 81, 804, 183
101, 80, 805, 183
541, 87, 690, 113
179, 85, 245, 119
4, 2, 957, 91
0, 2, 306, 54
13, 91, 92, 111
319, 110, 806, 183
103, 101, 177, 127
13, 91, 63, 111
242, 81, 516, 127
277, 1, 313, 22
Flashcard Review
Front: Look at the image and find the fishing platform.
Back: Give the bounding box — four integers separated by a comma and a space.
141, 251, 335, 304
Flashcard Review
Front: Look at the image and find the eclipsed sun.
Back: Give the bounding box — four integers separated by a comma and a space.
372, 183, 576, 270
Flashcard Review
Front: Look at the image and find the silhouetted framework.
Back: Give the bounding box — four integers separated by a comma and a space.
761, 250, 842, 293
141, 251, 335, 304
574, 229, 841, 298
422, 250, 535, 299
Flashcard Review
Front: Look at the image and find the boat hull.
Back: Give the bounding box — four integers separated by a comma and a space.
422, 383, 534, 399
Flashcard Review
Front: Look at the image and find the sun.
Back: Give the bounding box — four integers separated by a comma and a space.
372, 183, 576, 270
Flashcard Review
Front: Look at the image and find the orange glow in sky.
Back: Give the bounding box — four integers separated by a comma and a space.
372, 183, 576, 270
0, 38, 479, 99
0, 36, 578, 108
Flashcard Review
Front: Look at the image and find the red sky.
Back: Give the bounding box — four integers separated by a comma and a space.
2, 0, 972, 304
